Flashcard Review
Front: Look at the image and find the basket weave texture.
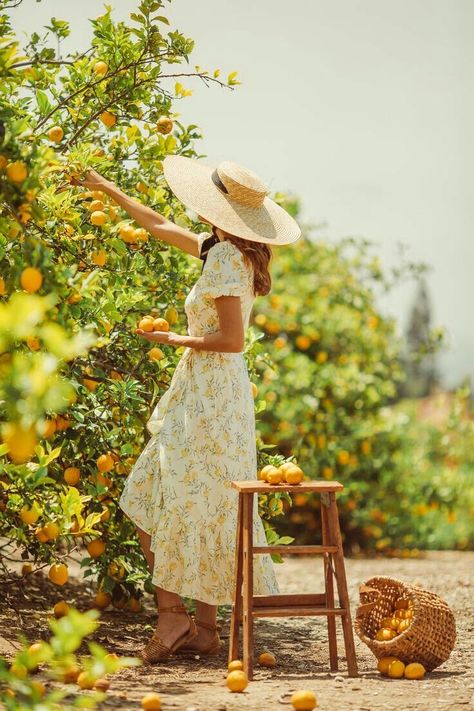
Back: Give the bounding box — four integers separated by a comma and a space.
354, 576, 456, 672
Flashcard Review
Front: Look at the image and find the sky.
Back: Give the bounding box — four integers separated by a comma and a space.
10, 0, 474, 389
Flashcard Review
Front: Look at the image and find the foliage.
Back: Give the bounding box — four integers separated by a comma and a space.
0, 606, 140, 709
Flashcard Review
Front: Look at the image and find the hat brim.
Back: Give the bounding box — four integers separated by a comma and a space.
162, 155, 301, 246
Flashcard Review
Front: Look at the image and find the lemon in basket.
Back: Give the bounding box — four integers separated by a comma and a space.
375, 628, 397, 641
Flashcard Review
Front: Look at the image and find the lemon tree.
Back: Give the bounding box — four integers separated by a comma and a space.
0, 0, 289, 610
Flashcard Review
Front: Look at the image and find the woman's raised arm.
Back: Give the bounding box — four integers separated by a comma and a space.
73, 169, 200, 258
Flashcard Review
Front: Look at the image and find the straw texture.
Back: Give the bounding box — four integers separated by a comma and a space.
354, 576, 456, 671
162, 155, 301, 246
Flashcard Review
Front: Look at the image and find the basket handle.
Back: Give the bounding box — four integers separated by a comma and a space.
355, 584, 381, 617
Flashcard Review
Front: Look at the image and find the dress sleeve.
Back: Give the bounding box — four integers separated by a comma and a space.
197, 231, 215, 259
199, 240, 249, 299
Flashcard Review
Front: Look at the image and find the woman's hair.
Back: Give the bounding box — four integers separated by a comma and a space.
211, 224, 272, 297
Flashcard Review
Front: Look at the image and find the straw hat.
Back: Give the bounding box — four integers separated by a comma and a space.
162, 155, 301, 246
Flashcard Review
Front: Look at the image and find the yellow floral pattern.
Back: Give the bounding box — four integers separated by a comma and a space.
119, 234, 280, 605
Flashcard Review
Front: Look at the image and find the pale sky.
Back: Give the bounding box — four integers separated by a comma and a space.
10, 0, 474, 389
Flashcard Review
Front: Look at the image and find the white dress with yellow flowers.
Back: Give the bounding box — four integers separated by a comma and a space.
118, 233, 280, 605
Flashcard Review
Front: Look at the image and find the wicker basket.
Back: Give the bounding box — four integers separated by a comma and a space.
354, 576, 456, 672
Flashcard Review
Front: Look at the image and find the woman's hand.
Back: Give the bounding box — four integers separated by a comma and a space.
70, 168, 112, 191
135, 326, 182, 346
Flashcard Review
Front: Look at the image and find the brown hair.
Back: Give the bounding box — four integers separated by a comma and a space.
211, 225, 272, 297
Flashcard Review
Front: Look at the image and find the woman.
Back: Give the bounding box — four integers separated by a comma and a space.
74, 155, 301, 663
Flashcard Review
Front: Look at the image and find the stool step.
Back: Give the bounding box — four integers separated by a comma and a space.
253, 593, 327, 607
252, 606, 346, 618
253, 544, 338, 554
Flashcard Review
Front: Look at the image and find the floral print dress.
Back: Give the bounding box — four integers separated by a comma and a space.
118, 233, 280, 605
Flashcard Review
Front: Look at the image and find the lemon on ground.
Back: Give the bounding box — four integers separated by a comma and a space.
20, 266, 43, 293
20, 502, 41, 525
227, 659, 243, 671
404, 662, 426, 679
258, 651, 276, 667
99, 111, 116, 128
90, 210, 107, 226
64, 467, 80, 485
387, 660, 406, 678
53, 600, 69, 618
152, 317, 169, 332
141, 693, 161, 710
94, 61, 108, 75
97, 453, 114, 472
48, 563, 68, 586
77, 671, 95, 689
21, 562, 33, 575
62, 664, 80, 682
226, 669, 248, 692
290, 689, 318, 710
149, 347, 165, 361
377, 656, 400, 675
48, 126, 64, 142
87, 539, 106, 558
6, 160, 28, 183
94, 678, 110, 691
31, 680, 46, 696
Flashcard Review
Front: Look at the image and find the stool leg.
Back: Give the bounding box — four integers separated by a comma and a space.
326, 492, 359, 677
321, 498, 338, 671
242, 492, 254, 681
229, 492, 244, 664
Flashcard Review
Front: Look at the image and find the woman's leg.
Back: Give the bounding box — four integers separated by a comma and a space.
195, 600, 218, 626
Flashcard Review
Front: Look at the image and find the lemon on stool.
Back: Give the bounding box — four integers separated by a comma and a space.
387, 660, 406, 678
404, 662, 426, 680
226, 669, 248, 692
291, 689, 318, 710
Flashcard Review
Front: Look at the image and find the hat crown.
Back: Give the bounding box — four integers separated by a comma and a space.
216, 160, 268, 209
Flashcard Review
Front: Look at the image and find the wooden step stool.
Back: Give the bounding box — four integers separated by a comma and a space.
228, 480, 359, 680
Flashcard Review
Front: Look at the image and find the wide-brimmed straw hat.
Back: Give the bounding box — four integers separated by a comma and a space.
162, 155, 301, 246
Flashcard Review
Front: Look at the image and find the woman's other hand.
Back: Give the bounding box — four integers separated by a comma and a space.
135, 325, 181, 347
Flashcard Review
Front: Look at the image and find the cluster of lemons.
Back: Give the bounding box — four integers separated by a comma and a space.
372, 595, 426, 680
226, 654, 317, 708
258, 462, 305, 485
136, 312, 177, 362
373, 596, 415, 641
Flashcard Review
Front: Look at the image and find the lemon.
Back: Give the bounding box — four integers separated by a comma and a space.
226, 670, 248, 692
227, 659, 243, 671
377, 656, 400, 675
387, 660, 405, 678
404, 662, 426, 680
290, 689, 318, 710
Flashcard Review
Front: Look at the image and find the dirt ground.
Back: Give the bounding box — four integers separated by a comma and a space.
1, 550, 473, 711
